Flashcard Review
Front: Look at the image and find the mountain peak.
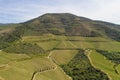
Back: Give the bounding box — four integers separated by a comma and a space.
26, 13, 92, 24
41, 13, 77, 17
36, 13, 92, 23
39, 13, 79, 20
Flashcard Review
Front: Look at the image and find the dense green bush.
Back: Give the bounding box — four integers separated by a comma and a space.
93, 23, 120, 41
3, 42, 45, 54
0, 25, 24, 49
61, 50, 109, 80
96, 50, 120, 64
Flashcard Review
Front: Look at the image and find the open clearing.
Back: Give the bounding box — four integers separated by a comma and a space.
51, 50, 78, 65
67, 36, 120, 52
37, 41, 60, 50
0, 51, 55, 80
0, 51, 30, 65
34, 67, 71, 80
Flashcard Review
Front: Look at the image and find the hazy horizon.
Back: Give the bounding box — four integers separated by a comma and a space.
0, 0, 120, 24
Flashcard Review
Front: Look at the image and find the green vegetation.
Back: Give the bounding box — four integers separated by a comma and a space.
92, 23, 120, 41
0, 50, 55, 80
68, 37, 120, 52
0, 51, 30, 65
1, 13, 120, 80
22, 35, 54, 42
37, 41, 60, 50
3, 42, 45, 55
89, 50, 120, 80
22, 35, 61, 51
34, 67, 71, 80
61, 50, 109, 80
51, 50, 78, 65
96, 50, 120, 75
1, 13, 120, 49
57, 41, 75, 48
1, 35, 120, 80
0, 26, 23, 49
96, 50, 120, 64
0, 57, 55, 80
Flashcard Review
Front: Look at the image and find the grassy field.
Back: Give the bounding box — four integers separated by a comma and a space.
71, 41, 120, 51
0, 49, 73, 80
1, 35, 120, 80
53, 36, 120, 52
22, 35, 66, 42
34, 67, 71, 80
22, 35, 53, 42
56, 41, 76, 48
0, 51, 55, 80
37, 41, 60, 50
67, 36, 109, 41
22, 35, 61, 51
67, 36, 120, 52
118, 65, 120, 74
0, 51, 30, 65
51, 50, 78, 65
89, 50, 120, 80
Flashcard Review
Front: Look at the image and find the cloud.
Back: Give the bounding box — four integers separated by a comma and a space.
0, 0, 120, 24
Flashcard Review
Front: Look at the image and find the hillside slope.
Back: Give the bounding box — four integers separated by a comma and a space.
1, 13, 120, 49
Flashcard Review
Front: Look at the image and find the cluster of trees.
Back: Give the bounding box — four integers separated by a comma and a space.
3, 42, 45, 55
0, 25, 24, 49
61, 50, 109, 80
96, 50, 120, 74
93, 23, 120, 41
96, 50, 120, 64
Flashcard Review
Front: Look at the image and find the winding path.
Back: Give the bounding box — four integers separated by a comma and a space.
31, 51, 57, 80
48, 51, 72, 80
31, 50, 72, 80
85, 50, 112, 80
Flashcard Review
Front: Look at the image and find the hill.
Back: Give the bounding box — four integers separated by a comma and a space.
22, 13, 120, 38
0, 13, 120, 80
1, 13, 120, 49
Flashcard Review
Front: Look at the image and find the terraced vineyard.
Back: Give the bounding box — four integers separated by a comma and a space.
1, 13, 120, 80
1, 35, 120, 80
89, 50, 120, 80
51, 50, 78, 65
0, 51, 55, 80
67, 36, 120, 52
34, 67, 71, 80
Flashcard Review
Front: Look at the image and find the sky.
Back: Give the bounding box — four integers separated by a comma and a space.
0, 0, 120, 24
